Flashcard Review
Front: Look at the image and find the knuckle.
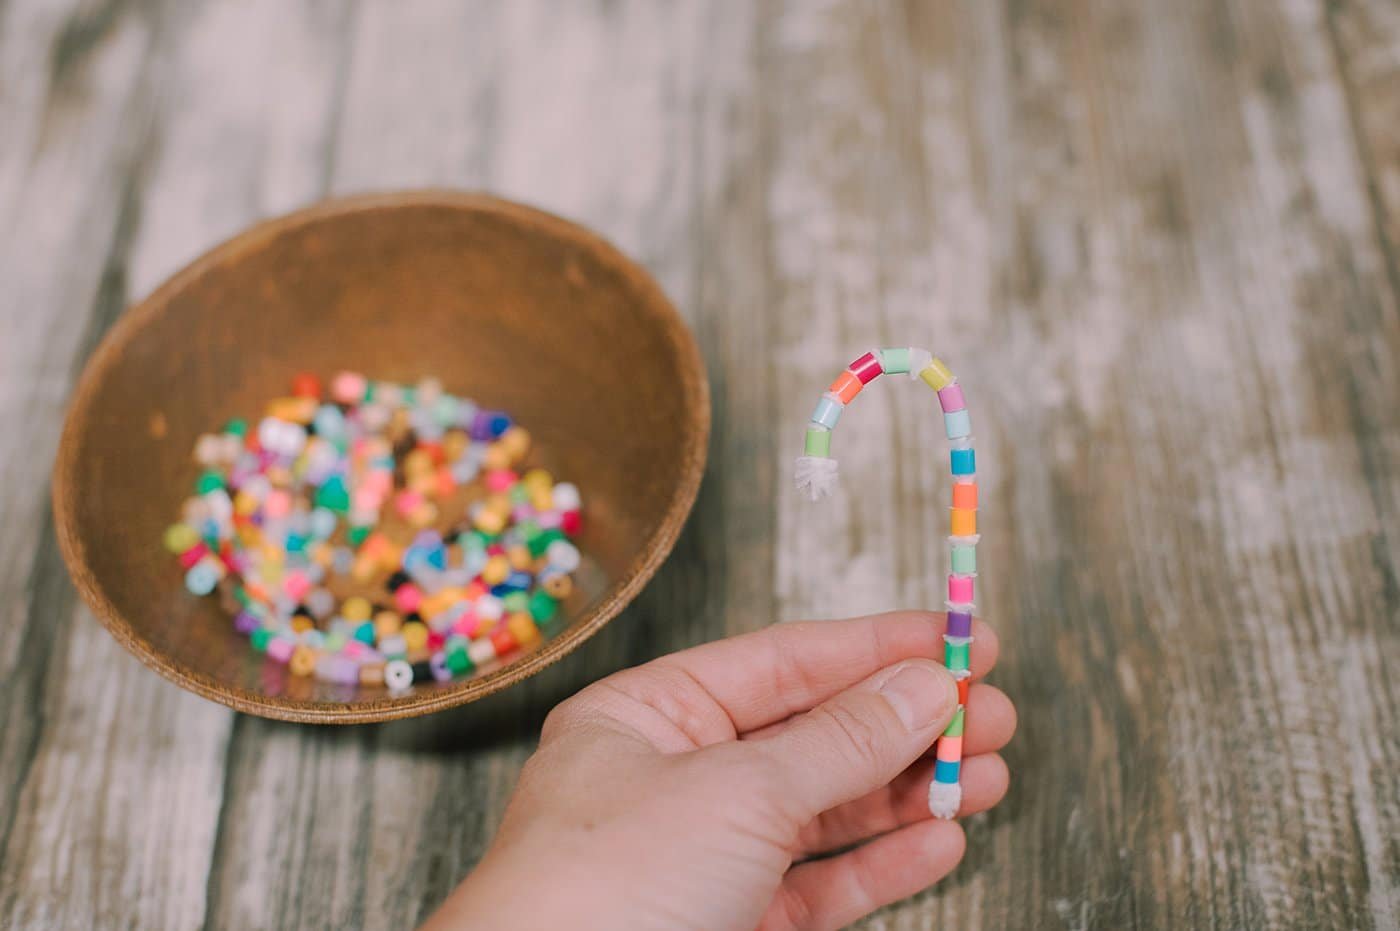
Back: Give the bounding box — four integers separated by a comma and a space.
816, 701, 887, 768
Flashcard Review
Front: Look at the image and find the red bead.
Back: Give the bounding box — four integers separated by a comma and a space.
178, 543, 209, 570
427, 630, 445, 650
291, 372, 322, 399
849, 351, 882, 384
486, 543, 506, 556
561, 510, 582, 535
490, 627, 518, 656
956, 677, 970, 706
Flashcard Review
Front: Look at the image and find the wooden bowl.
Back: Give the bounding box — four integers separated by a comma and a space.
52, 192, 709, 723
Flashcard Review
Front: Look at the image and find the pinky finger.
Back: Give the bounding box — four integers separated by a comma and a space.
760, 819, 966, 931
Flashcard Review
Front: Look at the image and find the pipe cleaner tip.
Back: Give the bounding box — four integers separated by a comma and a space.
927, 781, 961, 820
794, 456, 840, 501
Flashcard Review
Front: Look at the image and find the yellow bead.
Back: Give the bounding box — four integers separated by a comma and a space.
543, 574, 573, 600
481, 555, 510, 585
918, 358, 955, 391
402, 622, 429, 652
522, 468, 552, 492
507, 545, 532, 571
529, 487, 554, 511
442, 431, 468, 462
507, 612, 541, 648
290, 616, 314, 634
482, 443, 511, 471
234, 491, 259, 516
403, 449, 434, 478
342, 596, 372, 622
499, 426, 531, 462
408, 502, 438, 528
474, 508, 506, 535
374, 610, 402, 638
290, 646, 317, 676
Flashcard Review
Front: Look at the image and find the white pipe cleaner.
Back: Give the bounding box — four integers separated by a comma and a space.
793, 456, 840, 501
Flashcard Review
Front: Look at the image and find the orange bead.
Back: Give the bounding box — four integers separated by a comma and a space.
374, 611, 402, 638
828, 371, 862, 404
952, 482, 977, 510
482, 443, 511, 471
507, 612, 541, 648
291, 372, 322, 398
950, 507, 977, 537
543, 574, 573, 600
359, 663, 386, 686
507, 545, 532, 571
290, 616, 314, 633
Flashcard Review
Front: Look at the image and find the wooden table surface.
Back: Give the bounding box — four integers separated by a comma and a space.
2, 1, 1398, 928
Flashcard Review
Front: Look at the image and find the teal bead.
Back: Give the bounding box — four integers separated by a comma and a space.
251, 628, 272, 652
810, 396, 842, 430
315, 475, 350, 513
529, 589, 558, 624
950, 544, 976, 574
196, 471, 224, 494
878, 347, 911, 374
224, 418, 248, 438
354, 623, 376, 645
945, 640, 970, 671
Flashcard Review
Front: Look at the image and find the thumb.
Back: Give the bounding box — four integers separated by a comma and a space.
750, 659, 958, 819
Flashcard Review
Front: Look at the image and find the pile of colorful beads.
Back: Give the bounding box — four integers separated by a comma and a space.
162, 372, 584, 691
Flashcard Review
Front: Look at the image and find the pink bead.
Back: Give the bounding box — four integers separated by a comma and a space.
331, 371, 367, 404
352, 487, 381, 512
267, 638, 295, 663
283, 571, 312, 601
849, 351, 882, 385
937, 382, 966, 413
342, 640, 370, 660
485, 469, 518, 493
395, 490, 424, 518
264, 489, 292, 519
394, 583, 422, 614
948, 574, 974, 603
936, 735, 964, 763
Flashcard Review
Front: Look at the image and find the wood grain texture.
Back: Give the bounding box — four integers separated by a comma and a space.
1, 0, 1397, 929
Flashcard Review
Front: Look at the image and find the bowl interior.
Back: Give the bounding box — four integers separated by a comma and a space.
54, 193, 708, 722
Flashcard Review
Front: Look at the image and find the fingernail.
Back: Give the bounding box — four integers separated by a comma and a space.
879, 662, 956, 731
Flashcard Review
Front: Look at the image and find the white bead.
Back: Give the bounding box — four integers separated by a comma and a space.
385, 659, 413, 691
552, 482, 581, 511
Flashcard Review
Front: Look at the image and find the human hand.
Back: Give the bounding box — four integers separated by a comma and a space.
423, 611, 1015, 931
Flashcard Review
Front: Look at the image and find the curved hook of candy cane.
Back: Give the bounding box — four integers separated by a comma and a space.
795, 347, 979, 820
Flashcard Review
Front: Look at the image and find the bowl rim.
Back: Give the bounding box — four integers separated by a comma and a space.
51, 189, 710, 724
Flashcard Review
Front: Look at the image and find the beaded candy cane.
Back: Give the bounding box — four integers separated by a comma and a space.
795, 348, 977, 819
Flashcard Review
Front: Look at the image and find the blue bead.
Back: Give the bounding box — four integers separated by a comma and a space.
810, 396, 842, 430
950, 447, 976, 475
488, 413, 512, 438
505, 570, 532, 591
944, 408, 972, 440
934, 759, 961, 783
185, 563, 218, 595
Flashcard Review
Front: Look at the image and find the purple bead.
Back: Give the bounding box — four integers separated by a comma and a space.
429, 652, 453, 682
333, 657, 360, 685
233, 611, 261, 635
469, 410, 494, 441
947, 610, 973, 638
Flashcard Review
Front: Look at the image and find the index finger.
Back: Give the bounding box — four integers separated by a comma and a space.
645, 610, 998, 735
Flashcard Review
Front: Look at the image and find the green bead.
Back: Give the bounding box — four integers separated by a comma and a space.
509, 484, 529, 503
196, 471, 224, 494
400, 387, 415, 406
945, 640, 970, 671
348, 525, 370, 547
950, 545, 976, 575
529, 590, 558, 624
503, 591, 529, 613
528, 528, 566, 558
446, 647, 473, 675
945, 707, 965, 737
878, 347, 911, 374
224, 418, 248, 437
163, 523, 199, 553
804, 427, 831, 458
363, 382, 376, 403
250, 629, 272, 652
234, 585, 251, 606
